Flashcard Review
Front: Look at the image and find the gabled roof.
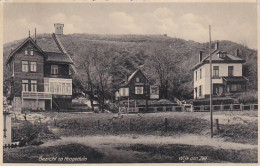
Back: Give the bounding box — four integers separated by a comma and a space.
5, 33, 75, 66
45, 52, 73, 64
192, 49, 246, 70
6, 37, 46, 64
127, 68, 150, 84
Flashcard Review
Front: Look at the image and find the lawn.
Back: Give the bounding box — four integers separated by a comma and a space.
3, 110, 258, 163
43, 111, 257, 145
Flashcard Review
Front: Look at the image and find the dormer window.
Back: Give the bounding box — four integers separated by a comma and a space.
218, 52, 227, 58
25, 50, 28, 55
136, 77, 140, 82
51, 65, 59, 75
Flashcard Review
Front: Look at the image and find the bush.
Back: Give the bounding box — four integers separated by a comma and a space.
236, 90, 258, 104
14, 121, 57, 146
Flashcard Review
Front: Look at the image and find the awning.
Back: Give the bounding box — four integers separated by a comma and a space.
222, 76, 248, 83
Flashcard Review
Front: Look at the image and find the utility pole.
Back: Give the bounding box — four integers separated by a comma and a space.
209, 25, 213, 138
145, 77, 148, 113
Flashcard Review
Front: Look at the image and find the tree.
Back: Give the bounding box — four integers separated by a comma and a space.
76, 43, 117, 112
144, 43, 182, 99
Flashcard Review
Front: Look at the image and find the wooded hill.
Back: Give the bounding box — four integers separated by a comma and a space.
3, 34, 257, 100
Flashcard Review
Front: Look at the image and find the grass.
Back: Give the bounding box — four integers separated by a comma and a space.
49, 111, 257, 145
3, 144, 104, 163
4, 111, 258, 163
116, 144, 257, 163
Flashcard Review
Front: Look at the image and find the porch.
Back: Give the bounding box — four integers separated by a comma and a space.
21, 92, 52, 110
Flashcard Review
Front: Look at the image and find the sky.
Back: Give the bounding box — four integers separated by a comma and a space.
3, 3, 257, 49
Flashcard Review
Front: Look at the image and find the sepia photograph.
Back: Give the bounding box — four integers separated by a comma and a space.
2, 1, 258, 163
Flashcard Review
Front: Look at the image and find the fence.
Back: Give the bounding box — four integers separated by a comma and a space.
193, 104, 258, 112
119, 105, 191, 113
119, 103, 257, 113
3, 142, 20, 149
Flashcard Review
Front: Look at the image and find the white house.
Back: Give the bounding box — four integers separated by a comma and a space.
192, 42, 248, 99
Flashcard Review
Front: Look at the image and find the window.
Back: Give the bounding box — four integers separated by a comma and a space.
136, 77, 140, 82
30, 62, 37, 72
31, 80, 37, 92
22, 61, 29, 72
30, 49, 34, 55
135, 86, 143, 94
51, 65, 59, 74
22, 80, 29, 92
25, 50, 28, 55
66, 83, 71, 94
120, 88, 129, 96
194, 87, 198, 99
150, 86, 159, 95
199, 85, 202, 97
200, 68, 202, 79
228, 66, 234, 76
231, 84, 236, 91
213, 66, 219, 77
195, 71, 197, 81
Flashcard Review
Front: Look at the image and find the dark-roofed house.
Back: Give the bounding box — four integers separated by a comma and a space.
192, 41, 248, 100
5, 24, 74, 111
115, 68, 160, 101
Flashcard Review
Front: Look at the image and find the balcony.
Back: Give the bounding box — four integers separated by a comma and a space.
22, 91, 52, 100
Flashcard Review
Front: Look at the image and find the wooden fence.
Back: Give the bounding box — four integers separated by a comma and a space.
119, 103, 257, 113
193, 104, 258, 112
3, 142, 20, 149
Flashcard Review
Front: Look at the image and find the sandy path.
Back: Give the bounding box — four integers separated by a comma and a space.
41, 134, 257, 150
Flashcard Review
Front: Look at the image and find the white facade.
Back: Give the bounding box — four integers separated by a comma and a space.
194, 63, 243, 99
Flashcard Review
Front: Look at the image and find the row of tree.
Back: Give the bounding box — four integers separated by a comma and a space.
74, 42, 189, 112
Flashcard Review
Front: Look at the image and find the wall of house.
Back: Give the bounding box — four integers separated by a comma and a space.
194, 63, 243, 99
53, 97, 72, 108
44, 63, 71, 78
11, 42, 45, 96
13, 97, 22, 111
128, 71, 150, 100
193, 65, 206, 99
23, 99, 45, 110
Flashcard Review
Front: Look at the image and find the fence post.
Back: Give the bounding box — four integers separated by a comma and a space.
164, 118, 168, 132
129, 119, 132, 132
54, 118, 56, 127
215, 119, 220, 134
39, 117, 42, 126
230, 103, 233, 111
240, 103, 243, 112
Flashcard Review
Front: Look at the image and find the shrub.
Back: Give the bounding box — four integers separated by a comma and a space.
236, 90, 258, 104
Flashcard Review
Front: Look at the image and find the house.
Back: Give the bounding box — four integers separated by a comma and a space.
192, 42, 248, 100
5, 24, 74, 111
115, 68, 160, 101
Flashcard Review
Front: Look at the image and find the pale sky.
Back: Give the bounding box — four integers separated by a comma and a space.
3, 3, 257, 49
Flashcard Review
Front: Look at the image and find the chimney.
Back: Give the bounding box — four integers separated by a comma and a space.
125, 74, 129, 82
215, 41, 219, 50
199, 51, 203, 62
35, 28, 37, 43
54, 23, 64, 35
236, 49, 240, 57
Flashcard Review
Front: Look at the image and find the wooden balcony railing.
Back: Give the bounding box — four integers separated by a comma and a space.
22, 91, 52, 100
